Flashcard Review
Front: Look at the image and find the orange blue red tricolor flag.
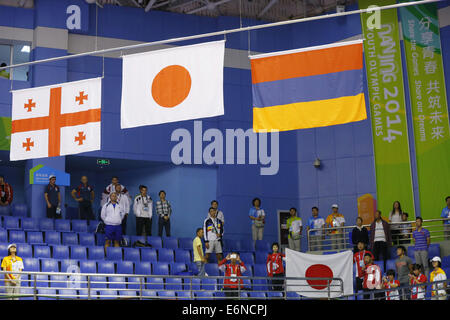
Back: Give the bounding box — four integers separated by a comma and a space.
250, 40, 367, 132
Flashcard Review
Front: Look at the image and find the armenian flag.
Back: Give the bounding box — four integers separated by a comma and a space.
250, 40, 367, 132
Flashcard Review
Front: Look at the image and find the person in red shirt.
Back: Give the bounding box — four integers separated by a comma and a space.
218, 252, 247, 298
409, 264, 427, 300
353, 241, 374, 297
362, 253, 383, 300
0, 175, 13, 206
266, 242, 285, 293
383, 269, 400, 300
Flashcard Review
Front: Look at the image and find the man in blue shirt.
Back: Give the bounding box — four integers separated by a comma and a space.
307, 207, 325, 251
71, 176, 95, 221
440, 196, 450, 240
44, 175, 61, 219
412, 217, 430, 276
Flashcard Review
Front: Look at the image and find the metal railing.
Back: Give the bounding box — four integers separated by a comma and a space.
307, 218, 450, 252
0, 270, 344, 300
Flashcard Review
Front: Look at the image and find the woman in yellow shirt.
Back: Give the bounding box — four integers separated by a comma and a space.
1, 244, 24, 300
430, 256, 447, 300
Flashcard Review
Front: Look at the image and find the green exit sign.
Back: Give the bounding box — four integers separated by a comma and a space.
97, 159, 110, 166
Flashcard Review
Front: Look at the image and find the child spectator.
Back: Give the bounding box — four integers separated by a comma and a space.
429, 256, 447, 300
353, 241, 374, 297
383, 269, 400, 300
409, 264, 427, 300
266, 242, 285, 293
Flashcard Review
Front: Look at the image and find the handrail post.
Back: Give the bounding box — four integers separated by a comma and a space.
33, 274, 37, 300
327, 278, 331, 300
139, 277, 143, 300
87, 275, 91, 300
189, 276, 192, 300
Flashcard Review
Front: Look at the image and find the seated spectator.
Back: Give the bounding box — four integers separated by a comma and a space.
101, 192, 125, 250
398, 212, 412, 244
218, 253, 246, 298
352, 217, 369, 252
395, 246, 413, 300
266, 242, 285, 293
209, 200, 225, 225
193, 228, 207, 277
0, 175, 13, 207
409, 264, 427, 300
389, 201, 403, 246
1, 244, 23, 300
286, 207, 302, 252
412, 217, 430, 276
441, 196, 450, 240
203, 207, 224, 263
362, 253, 383, 300
249, 198, 265, 242
325, 204, 345, 250
133, 185, 153, 236
429, 256, 447, 300
307, 207, 325, 251
383, 269, 400, 300
353, 241, 374, 297
369, 210, 391, 272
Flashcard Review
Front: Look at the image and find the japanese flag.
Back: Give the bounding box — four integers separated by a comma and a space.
10, 77, 102, 161
285, 249, 354, 298
120, 40, 225, 128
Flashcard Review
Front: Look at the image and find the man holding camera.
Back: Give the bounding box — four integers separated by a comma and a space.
218, 252, 247, 298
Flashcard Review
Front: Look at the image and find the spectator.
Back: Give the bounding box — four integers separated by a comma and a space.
412, 217, 430, 276
398, 212, 412, 244
1, 244, 23, 300
71, 176, 95, 220
249, 198, 265, 242
266, 242, 285, 293
409, 264, 427, 300
353, 241, 374, 298
369, 210, 392, 271
326, 204, 345, 250
115, 184, 130, 237
429, 256, 447, 300
101, 176, 130, 207
0, 175, 13, 206
203, 207, 224, 263
307, 207, 325, 251
209, 200, 225, 225
286, 207, 302, 252
389, 201, 403, 246
44, 175, 61, 219
218, 252, 246, 298
0, 63, 9, 79
395, 246, 413, 300
352, 217, 369, 252
101, 192, 125, 250
156, 190, 172, 237
362, 253, 383, 300
441, 196, 450, 240
383, 269, 400, 300
133, 185, 153, 236
193, 228, 207, 277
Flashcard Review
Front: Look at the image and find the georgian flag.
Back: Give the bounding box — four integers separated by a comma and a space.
285, 249, 354, 298
10, 78, 102, 161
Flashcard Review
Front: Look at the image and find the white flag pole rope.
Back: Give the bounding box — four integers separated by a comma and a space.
0, 0, 442, 72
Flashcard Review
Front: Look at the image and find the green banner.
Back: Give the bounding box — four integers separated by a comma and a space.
0, 117, 11, 151
359, 0, 416, 218
399, 2, 450, 221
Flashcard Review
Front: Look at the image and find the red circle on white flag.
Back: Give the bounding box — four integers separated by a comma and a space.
305, 264, 333, 290
151, 65, 191, 108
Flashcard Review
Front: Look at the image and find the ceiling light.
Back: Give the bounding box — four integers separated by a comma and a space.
21, 45, 30, 53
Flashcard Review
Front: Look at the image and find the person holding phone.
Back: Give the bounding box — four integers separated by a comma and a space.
218, 252, 246, 298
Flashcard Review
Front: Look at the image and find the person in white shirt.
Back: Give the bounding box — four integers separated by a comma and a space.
101, 192, 126, 249
203, 208, 224, 263
208, 200, 225, 225
101, 176, 131, 206
133, 185, 153, 236
114, 184, 130, 236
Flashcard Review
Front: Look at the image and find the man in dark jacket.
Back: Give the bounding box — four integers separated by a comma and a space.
369, 210, 392, 271
352, 216, 369, 252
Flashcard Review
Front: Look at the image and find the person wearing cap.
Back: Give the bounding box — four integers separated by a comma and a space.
0, 175, 13, 207
44, 175, 61, 219
1, 244, 24, 300
326, 204, 345, 250
430, 256, 447, 300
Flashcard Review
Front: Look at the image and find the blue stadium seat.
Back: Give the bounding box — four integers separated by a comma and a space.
71, 220, 87, 233
170, 262, 187, 275
323, 251, 337, 255
87, 223, 97, 233
27, 231, 44, 245
189, 262, 199, 275
267, 291, 283, 299
41, 258, 59, 272
20, 287, 34, 300
38, 288, 56, 300
158, 248, 174, 263
239, 240, 255, 252
21, 218, 39, 231
58, 289, 78, 299
50, 275, 68, 288
224, 239, 240, 251
62, 232, 78, 246
135, 261, 152, 275
147, 236, 162, 248
183, 277, 201, 291
88, 246, 105, 260
70, 246, 87, 260
97, 289, 116, 299
178, 238, 193, 250
249, 291, 266, 299
98, 261, 115, 274
130, 235, 147, 245
386, 259, 396, 273
255, 251, 268, 264
55, 220, 71, 232
152, 262, 169, 275
95, 233, 105, 246
106, 247, 123, 261
142, 290, 157, 298
80, 260, 97, 273
11, 203, 27, 217
165, 277, 183, 291
127, 276, 142, 289
428, 244, 440, 258
201, 278, 217, 291
45, 231, 61, 245
163, 237, 178, 249
286, 291, 301, 300
442, 256, 450, 268
39, 219, 54, 231
60, 259, 80, 273
4, 216, 20, 230
255, 240, 271, 252
407, 247, 416, 259
16, 243, 32, 258
195, 291, 214, 300
108, 276, 126, 289
91, 276, 107, 289
117, 261, 134, 274
146, 277, 164, 290
124, 247, 140, 262
214, 291, 225, 299
176, 291, 192, 300
240, 252, 255, 266
158, 290, 176, 298
0, 243, 7, 256
71, 275, 87, 289
34, 245, 51, 259
243, 265, 254, 277
254, 264, 268, 277
175, 249, 191, 264
119, 290, 137, 298
0, 205, 10, 216
79, 233, 95, 246
52, 245, 69, 260
36, 274, 49, 287
0, 230, 7, 243
205, 263, 220, 276
374, 260, 385, 275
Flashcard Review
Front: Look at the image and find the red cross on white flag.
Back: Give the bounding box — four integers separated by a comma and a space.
10, 78, 102, 161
